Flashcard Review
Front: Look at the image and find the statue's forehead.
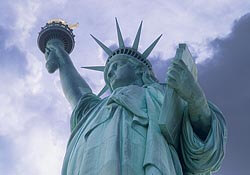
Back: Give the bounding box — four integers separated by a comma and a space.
105, 54, 138, 68
108, 59, 127, 66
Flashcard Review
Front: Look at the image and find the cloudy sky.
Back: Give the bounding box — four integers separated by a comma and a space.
0, 0, 250, 175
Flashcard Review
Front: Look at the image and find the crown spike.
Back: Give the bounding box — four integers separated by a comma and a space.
115, 18, 125, 48
132, 21, 143, 50
81, 66, 105, 72
90, 34, 113, 56
98, 84, 109, 97
142, 34, 162, 58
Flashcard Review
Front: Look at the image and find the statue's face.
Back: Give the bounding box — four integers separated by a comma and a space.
106, 59, 142, 90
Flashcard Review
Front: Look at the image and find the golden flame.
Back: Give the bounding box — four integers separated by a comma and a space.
47, 18, 79, 29
69, 23, 79, 29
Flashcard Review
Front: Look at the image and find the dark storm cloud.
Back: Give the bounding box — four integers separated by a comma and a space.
149, 54, 171, 82
197, 13, 250, 175
0, 26, 28, 77
143, 13, 250, 175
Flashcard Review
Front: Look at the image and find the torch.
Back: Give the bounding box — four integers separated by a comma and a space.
37, 19, 78, 73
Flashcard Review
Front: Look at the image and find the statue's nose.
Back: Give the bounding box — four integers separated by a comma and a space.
108, 70, 114, 79
108, 63, 118, 79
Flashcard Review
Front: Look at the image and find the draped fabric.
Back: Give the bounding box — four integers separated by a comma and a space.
61, 83, 227, 175
180, 103, 227, 175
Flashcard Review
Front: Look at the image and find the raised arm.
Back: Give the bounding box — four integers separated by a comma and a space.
45, 39, 92, 108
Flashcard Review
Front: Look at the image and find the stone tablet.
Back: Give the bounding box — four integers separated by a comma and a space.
159, 43, 197, 149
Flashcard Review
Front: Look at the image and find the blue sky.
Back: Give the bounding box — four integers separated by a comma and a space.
0, 0, 250, 174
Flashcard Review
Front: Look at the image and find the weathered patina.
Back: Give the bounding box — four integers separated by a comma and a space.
39, 19, 227, 175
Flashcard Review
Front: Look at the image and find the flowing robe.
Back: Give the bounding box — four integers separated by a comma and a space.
61, 83, 227, 175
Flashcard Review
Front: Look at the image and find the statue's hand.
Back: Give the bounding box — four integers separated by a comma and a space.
44, 39, 67, 73
167, 59, 212, 137
166, 59, 203, 103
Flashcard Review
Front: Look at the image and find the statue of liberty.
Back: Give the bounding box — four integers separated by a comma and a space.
38, 19, 227, 175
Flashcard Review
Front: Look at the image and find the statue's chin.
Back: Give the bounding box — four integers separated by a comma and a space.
46, 59, 59, 74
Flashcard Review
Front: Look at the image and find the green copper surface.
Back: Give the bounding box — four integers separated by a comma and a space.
40, 20, 227, 175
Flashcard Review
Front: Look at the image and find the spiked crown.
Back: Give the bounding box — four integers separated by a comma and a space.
82, 18, 162, 96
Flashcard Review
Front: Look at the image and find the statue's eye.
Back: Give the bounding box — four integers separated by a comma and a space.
113, 63, 118, 69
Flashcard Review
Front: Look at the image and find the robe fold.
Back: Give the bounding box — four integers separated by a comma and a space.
61, 83, 227, 175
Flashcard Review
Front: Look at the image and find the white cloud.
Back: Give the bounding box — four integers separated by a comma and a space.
15, 125, 66, 175
1, 0, 250, 174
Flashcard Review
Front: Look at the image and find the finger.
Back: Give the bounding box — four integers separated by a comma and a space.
172, 62, 185, 72
167, 73, 177, 82
45, 48, 50, 58
167, 69, 180, 81
169, 63, 183, 73
177, 59, 187, 68
167, 67, 180, 74
47, 45, 57, 51
46, 42, 58, 51
167, 77, 178, 89
173, 59, 186, 70
45, 47, 50, 53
